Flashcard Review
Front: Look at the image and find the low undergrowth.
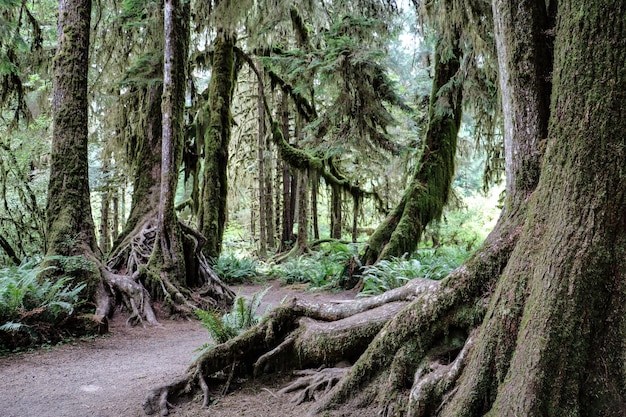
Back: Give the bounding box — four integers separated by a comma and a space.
359, 246, 470, 296
0, 260, 86, 352
195, 287, 270, 356
211, 253, 259, 284
267, 242, 356, 288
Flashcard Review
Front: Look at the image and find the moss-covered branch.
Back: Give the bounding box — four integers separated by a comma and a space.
236, 46, 384, 208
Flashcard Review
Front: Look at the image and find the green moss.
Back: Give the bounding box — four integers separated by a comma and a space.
200, 32, 236, 259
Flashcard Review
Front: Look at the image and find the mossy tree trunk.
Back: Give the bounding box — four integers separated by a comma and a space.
450, 2, 625, 415
111, 82, 163, 253
198, 30, 236, 260
45, 0, 102, 308
360, 39, 462, 266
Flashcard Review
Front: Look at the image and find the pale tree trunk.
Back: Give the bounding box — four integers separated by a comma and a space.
151, 0, 188, 286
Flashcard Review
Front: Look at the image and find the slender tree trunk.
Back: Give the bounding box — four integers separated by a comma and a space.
279, 91, 295, 250
112, 194, 119, 242
99, 191, 110, 254
351, 194, 359, 243
264, 143, 276, 250
198, 31, 236, 259
311, 171, 320, 240
330, 184, 342, 239
295, 169, 309, 252
99, 153, 111, 254
257, 62, 268, 258
360, 39, 462, 266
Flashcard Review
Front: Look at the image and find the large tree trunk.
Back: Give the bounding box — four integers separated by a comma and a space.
458, 2, 625, 415
45, 0, 103, 309
360, 39, 462, 266
198, 30, 236, 260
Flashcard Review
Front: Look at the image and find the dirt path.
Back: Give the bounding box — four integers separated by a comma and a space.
0, 281, 357, 417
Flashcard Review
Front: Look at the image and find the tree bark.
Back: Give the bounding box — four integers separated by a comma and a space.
280, 91, 295, 251
45, 0, 101, 297
99, 153, 111, 254
330, 183, 342, 239
471, 2, 626, 415
198, 31, 236, 260
150, 0, 188, 290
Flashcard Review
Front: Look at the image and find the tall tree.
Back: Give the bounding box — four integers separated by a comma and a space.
145, 1, 626, 416
198, 30, 236, 260
103, 1, 235, 321
148, 0, 189, 298
44, 0, 101, 298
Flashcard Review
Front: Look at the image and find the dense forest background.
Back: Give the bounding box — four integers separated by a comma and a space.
0, 0, 501, 281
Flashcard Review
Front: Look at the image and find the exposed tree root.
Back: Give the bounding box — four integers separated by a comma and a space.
104, 216, 235, 324
279, 365, 351, 404
143, 212, 522, 416
142, 280, 437, 415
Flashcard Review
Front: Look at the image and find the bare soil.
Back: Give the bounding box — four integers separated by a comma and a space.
0, 280, 358, 417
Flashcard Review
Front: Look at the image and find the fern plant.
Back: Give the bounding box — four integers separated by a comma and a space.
211, 253, 259, 284
358, 247, 471, 297
268, 244, 355, 288
359, 258, 422, 297
0, 260, 86, 335
195, 287, 270, 355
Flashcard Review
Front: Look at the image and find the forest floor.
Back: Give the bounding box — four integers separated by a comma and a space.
0, 280, 358, 417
